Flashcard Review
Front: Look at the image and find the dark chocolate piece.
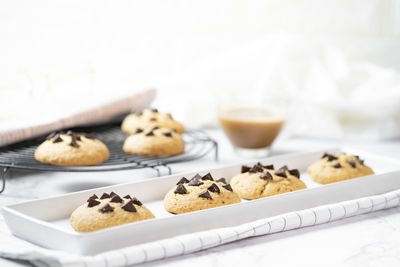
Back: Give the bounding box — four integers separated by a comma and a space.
135, 128, 143, 134
279, 165, 289, 171
249, 164, 264, 173
167, 113, 173, 119
151, 108, 158, 113
131, 197, 143, 206
198, 190, 212, 200
110, 192, 117, 197
260, 172, 273, 180
188, 177, 204, 186
358, 159, 365, 165
69, 138, 79, 148
110, 195, 123, 203
83, 133, 95, 139
87, 199, 101, 207
288, 169, 300, 178
322, 153, 338, 161
163, 132, 172, 137
123, 194, 132, 199
145, 130, 155, 136
241, 165, 251, 173
87, 194, 98, 202
176, 177, 189, 185
216, 178, 227, 184
149, 117, 157, 121
208, 183, 220, 193
121, 200, 137, 212
275, 169, 287, 178
222, 184, 233, 192
348, 160, 356, 168
264, 164, 274, 170
99, 204, 114, 213
174, 184, 187, 194
201, 173, 214, 181
333, 163, 342, 168
53, 135, 63, 143
192, 174, 202, 180
100, 193, 111, 199
66, 130, 73, 135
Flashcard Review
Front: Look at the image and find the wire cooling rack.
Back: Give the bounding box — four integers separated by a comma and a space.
0, 123, 218, 193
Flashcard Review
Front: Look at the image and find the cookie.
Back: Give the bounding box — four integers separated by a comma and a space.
307, 153, 374, 184
121, 108, 185, 135
70, 192, 155, 232
34, 131, 109, 166
164, 173, 241, 214
230, 163, 306, 200
123, 126, 185, 156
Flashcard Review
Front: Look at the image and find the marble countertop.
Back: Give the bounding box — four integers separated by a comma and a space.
1, 130, 400, 267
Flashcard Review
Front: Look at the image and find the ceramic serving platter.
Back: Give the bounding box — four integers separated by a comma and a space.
3, 147, 400, 255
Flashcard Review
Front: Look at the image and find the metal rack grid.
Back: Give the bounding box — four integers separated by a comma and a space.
0, 123, 218, 193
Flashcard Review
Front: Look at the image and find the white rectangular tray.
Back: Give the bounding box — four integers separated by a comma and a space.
3, 147, 400, 255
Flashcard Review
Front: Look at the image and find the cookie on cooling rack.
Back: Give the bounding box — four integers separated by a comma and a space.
164, 173, 241, 214
70, 192, 155, 232
307, 153, 374, 184
34, 131, 109, 166
123, 126, 185, 156
230, 163, 306, 200
121, 108, 185, 135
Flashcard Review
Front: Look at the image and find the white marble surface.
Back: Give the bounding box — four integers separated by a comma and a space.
1, 130, 400, 267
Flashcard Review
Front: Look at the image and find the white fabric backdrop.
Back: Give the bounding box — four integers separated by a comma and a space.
1, 0, 400, 139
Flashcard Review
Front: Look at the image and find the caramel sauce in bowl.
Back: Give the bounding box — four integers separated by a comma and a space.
218, 108, 285, 149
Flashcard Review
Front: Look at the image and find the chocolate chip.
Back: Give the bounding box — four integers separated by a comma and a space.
216, 178, 227, 184
131, 197, 142, 206
279, 165, 289, 171
198, 190, 212, 200
167, 113, 173, 119
69, 139, 79, 148
264, 164, 274, 170
100, 193, 111, 199
275, 169, 287, 178
288, 169, 300, 178
53, 135, 63, 143
123, 194, 132, 199
192, 174, 202, 180
241, 165, 251, 173
87, 194, 98, 202
201, 173, 214, 181
87, 199, 101, 207
46, 132, 56, 140
135, 128, 143, 134
149, 118, 157, 121
322, 153, 338, 161
99, 204, 114, 213
110, 195, 123, 203
145, 130, 155, 136
188, 176, 204, 186
249, 164, 264, 173
174, 184, 187, 194
121, 200, 137, 212
176, 177, 189, 185
222, 184, 233, 192
110, 192, 117, 197
151, 108, 158, 113
66, 130, 73, 135
208, 183, 220, 193
260, 172, 273, 180
333, 163, 342, 168
163, 132, 172, 137
348, 160, 356, 168
359, 159, 364, 165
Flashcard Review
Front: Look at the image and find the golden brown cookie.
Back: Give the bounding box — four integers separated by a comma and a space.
164, 173, 241, 214
34, 131, 109, 166
70, 192, 155, 232
230, 163, 307, 200
123, 126, 185, 156
121, 108, 185, 134
307, 153, 374, 184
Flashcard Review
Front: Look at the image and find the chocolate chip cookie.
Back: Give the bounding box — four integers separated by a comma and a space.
164, 173, 241, 214
34, 131, 109, 166
70, 192, 155, 232
230, 163, 307, 200
307, 153, 374, 184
